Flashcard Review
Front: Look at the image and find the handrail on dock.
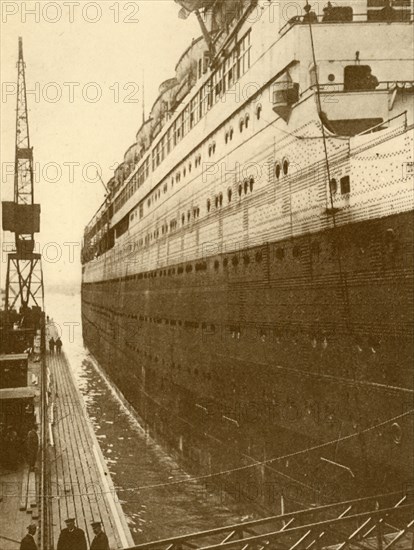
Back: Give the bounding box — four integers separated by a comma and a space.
122, 491, 414, 550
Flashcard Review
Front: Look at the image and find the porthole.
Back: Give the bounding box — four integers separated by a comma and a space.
283, 159, 289, 175
275, 163, 281, 180
276, 247, 285, 260
391, 422, 402, 445
328, 73, 335, 82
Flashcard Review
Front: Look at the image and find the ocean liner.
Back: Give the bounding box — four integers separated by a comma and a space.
81, 0, 414, 511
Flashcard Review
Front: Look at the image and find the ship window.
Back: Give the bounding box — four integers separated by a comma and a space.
243, 254, 250, 265
256, 104, 262, 119
239, 118, 244, 132
207, 198, 211, 212
238, 183, 242, 197
255, 250, 262, 262
208, 145, 212, 157
223, 257, 228, 267
212, 142, 216, 154
214, 260, 219, 269
189, 162, 192, 172
283, 159, 289, 175
219, 193, 223, 206
249, 177, 254, 192
228, 188, 232, 202
340, 175, 351, 194
232, 255, 239, 266
182, 214, 185, 225
244, 179, 248, 194
229, 128, 234, 140
187, 211, 191, 221
215, 196, 219, 208
330, 178, 338, 194
245, 114, 250, 128
276, 247, 285, 260
275, 163, 281, 180
292, 245, 301, 258
183, 167, 186, 177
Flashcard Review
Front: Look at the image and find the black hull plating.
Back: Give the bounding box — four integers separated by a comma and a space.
81, 211, 414, 512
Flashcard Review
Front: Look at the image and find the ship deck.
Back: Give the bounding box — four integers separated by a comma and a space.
46, 323, 134, 549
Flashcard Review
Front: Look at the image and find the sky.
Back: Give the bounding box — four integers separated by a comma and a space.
0, 0, 199, 293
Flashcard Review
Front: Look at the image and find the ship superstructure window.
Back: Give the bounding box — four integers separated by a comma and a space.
239, 118, 244, 132
207, 198, 211, 212
330, 178, 338, 194
249, 177, 254, 192
228, 188, 232, 202
283, 159, 289, 175
340, 175, 351, 194
245, 114, 250, 128
256, 104, 262, 119
182, 214, 185, 225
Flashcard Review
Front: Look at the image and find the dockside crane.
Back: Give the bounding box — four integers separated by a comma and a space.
2, 37, 44, 320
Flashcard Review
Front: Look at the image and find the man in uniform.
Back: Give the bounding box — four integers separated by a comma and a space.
20, 524, 38, 550
90, 521, 109, 550
57, 518, 87, 550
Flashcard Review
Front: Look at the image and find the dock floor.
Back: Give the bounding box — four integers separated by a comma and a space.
46, 324, 133, 549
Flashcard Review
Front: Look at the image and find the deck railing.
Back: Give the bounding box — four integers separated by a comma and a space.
122, 491, 414, 550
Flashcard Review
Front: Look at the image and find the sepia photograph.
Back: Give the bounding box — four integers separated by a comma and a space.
0, 0, 413, 549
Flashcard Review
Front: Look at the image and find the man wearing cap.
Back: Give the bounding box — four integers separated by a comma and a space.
90, 521, 109, 550
20, 524, 38, 550
57, 518, 87, 550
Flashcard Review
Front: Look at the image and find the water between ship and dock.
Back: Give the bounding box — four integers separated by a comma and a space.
46, 292, 257, 544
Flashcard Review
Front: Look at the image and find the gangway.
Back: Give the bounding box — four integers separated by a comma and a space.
125, 491, 413, 550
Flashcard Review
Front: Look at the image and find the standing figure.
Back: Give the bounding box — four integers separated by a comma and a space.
55, 337, 63, 355
89, 521, 109, 550
49, 337, 55, 353
20, 523, 38, 550
26, 425, 39, 470
57, 518, 87, 550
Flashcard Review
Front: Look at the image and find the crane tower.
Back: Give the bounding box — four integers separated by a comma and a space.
2, 37, 44, 318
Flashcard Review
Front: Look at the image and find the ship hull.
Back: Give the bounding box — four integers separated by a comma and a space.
81, 210, 414, 512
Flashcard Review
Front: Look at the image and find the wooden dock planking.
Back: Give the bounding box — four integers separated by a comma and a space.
19, 466, 30, 511
46, 323, 133, 550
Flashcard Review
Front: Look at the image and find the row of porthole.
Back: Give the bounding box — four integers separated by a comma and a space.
207, 177, 255, 212
149, 106, 263, 211
275, 159, 289, 179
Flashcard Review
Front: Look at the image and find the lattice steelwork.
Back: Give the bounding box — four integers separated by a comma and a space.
3, 37, 44, 315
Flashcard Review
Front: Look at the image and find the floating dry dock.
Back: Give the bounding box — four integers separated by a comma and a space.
45, 324, 134, 549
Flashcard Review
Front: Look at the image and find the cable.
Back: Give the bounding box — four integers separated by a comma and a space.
41, 407, 413, 498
